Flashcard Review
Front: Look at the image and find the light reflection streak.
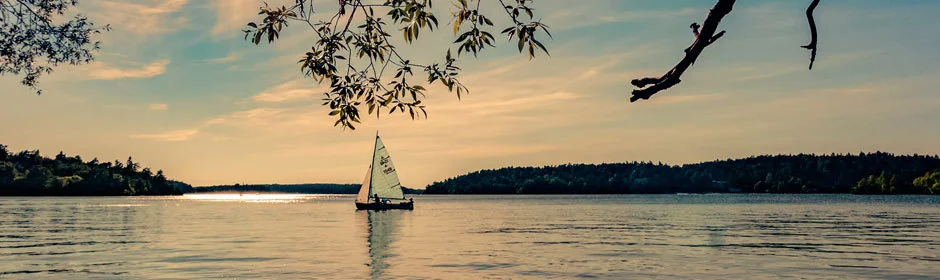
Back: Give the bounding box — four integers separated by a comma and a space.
180, 193, 345, 203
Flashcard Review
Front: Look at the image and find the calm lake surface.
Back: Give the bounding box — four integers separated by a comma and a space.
1, 194, 938, 279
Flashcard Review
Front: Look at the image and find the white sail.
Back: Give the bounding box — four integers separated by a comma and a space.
370, 135, 405, 200
356, 166, 372, 203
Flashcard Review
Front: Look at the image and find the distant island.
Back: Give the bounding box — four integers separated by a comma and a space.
192, 183, 423, 194
0, 144, 193, 196
425, 153, 940, 195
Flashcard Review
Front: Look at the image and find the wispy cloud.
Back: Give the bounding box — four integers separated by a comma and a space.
210, 0, 261, 36
86, 60, 170, 80
204, 52, 241, 63
647, 93, 725, 105
544, 3, 700, 31
91, 0, 189, 35
710, 73, 940, 122
149, 103, 169, 111
205, 107, 289, 126
251, 80, 325, 103
131, 129, 199, 142
416, 143, 559, 159
130, 107, 295, 142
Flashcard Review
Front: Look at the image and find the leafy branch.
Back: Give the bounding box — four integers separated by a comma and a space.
0, 0, 109, 94
244, 0, 551, 130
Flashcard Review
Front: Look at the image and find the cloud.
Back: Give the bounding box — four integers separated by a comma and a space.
544, 4, 700, 31
204, 52, 241, 63
91, 0, 189, 35
647, 93, 725, 105
130, 107, 295, 142
86, 60, 170, 80
131, 129, 199, 141
210, 0, 262, 36
689, 50, 887, 84
416, 143, 559, 159
709, 73, 940, 122
205, 107, 289, 126
251, 80, 325, 103
149, 103, 169, 111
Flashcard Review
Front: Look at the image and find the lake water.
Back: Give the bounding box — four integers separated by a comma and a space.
1, 194, 938, 279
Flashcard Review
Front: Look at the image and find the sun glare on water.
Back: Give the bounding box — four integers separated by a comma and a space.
182, 193, 341, 203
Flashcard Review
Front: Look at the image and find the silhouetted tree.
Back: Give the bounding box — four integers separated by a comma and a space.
425, 153, 940, 195
0, 144, 8, 161
0, 0, 109, 94
0, 144, 191, 196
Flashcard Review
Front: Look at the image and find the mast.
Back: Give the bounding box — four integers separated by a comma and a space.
369, 130, 378, 199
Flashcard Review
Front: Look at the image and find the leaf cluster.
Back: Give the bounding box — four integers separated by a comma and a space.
0, 0, 109, 94
244, 0, 551, 130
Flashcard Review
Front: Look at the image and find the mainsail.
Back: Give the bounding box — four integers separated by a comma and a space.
356, 134, 405, 202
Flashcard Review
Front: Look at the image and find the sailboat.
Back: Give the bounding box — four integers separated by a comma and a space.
355, 133, 414, 210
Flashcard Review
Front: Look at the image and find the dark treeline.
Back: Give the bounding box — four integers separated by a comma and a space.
0, 144, 193, 196
193, 184, 424, 195
425, 152, 940, 195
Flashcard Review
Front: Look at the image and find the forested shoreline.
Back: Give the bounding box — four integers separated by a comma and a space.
425, 153, 940, 195
5, 146, 939, 197
0, 145, 193, 196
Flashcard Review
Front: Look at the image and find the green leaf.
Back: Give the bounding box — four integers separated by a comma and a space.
533, 39, 549, 56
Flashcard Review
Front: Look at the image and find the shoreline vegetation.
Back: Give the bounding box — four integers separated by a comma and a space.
0, 144, 193, 196
3, 146, 938, 196
425, 153, 940, 195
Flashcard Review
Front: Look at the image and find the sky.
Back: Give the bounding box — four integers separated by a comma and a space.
1, 0, 939, 188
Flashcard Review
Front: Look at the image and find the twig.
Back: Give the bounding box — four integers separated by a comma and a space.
801, 0, 820, 70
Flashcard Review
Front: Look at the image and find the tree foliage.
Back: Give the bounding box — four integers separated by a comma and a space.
913, 170, 940, 194
853, 172, 896, 195
0, 0, 108, 94
424, 152, 940, 195
244, 0, 551, 129
0, 144, 192, 196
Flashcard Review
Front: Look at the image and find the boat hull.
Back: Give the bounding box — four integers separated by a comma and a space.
355, 201, 414, 211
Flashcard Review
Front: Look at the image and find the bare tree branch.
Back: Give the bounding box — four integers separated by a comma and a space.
801, 0, 820, 70
630, 0, 736, 102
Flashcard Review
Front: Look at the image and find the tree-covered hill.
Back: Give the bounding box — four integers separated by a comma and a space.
0, 144, 193, 196
425, 153, 940, 195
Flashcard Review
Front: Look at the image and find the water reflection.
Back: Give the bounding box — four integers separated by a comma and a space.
181, 193, 338, 203
359, 210, 403, 279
